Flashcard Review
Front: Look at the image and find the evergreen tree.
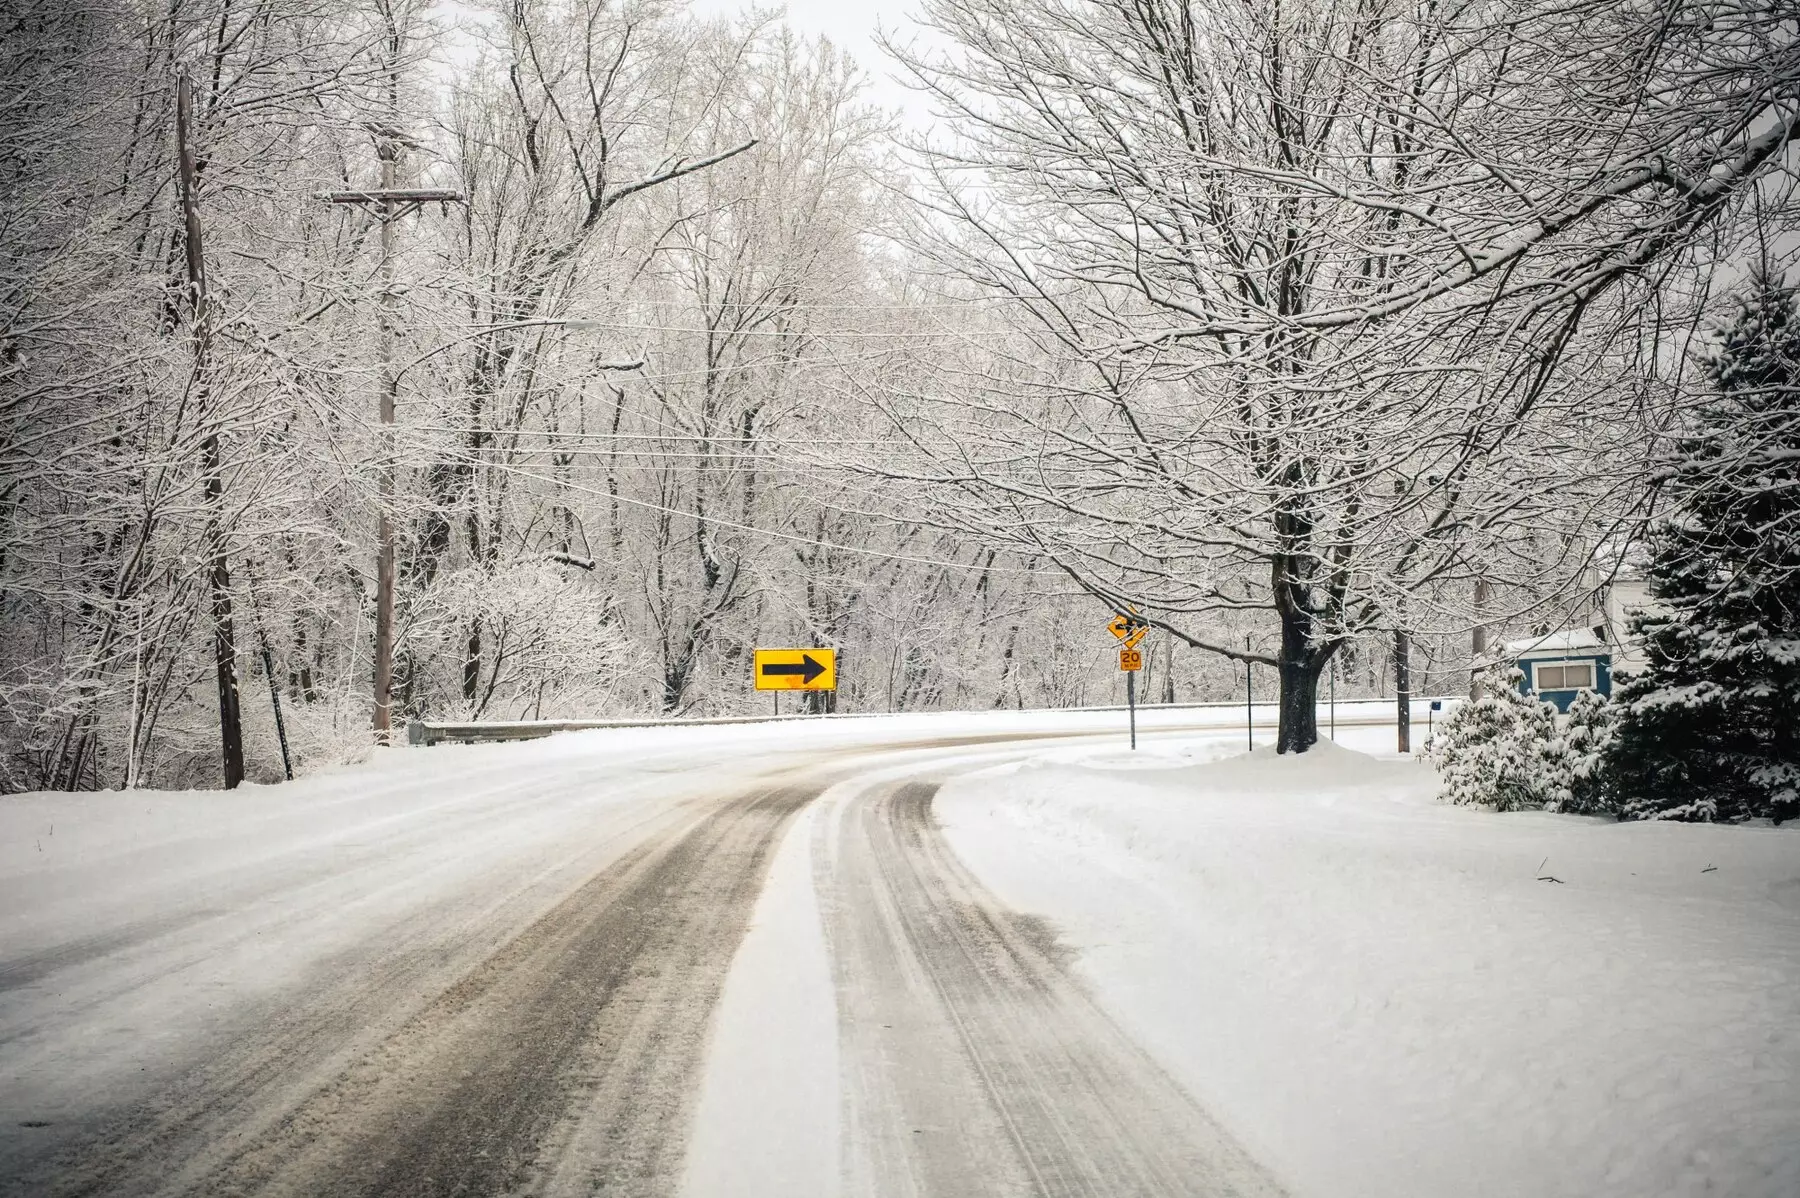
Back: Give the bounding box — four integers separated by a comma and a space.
1555, 688, 1618, 816
1604, 282, 1800, 823
1431, 668, 1561, 811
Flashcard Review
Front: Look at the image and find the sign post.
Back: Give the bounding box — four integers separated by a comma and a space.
1111, 608, 1147, 751
1245, 634, 1253, 751
1127, 669, 1137, 749
1119, 646, 1143, 748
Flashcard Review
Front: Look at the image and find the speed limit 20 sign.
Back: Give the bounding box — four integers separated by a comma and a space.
1119, 647, 1143, 671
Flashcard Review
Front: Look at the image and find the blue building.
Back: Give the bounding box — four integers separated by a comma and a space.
1501, 629, 1612, 712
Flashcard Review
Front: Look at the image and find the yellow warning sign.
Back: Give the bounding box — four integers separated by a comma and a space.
1108, 612, 1148, 649
1119, 648, 1143, 671
753, 648, 837, 691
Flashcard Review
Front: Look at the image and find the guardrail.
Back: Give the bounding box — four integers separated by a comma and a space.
406, 712, 878, 746
407, 696, 1462, 747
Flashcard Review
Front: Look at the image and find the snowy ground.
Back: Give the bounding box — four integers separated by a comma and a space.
936, 729, 1800, 1198
4, 704, 1793, 1197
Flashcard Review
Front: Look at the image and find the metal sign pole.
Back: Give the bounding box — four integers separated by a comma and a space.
1245, 636, 1253, 750
1127, 669, 1137, 750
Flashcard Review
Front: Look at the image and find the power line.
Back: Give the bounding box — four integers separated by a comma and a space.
407, 426, 898, 446
444, 452, 1051, 577
447, 298, 1013, 312
420, 443, 930, 512
443, 321, 1018, 340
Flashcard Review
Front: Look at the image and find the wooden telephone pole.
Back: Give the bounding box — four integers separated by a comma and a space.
1471, 576, 1492, 700
1395, 627, 1413, 754
176, 70, 245, 789
323, 142, 460, 742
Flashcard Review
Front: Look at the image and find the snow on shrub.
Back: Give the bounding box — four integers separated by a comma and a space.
1428, 667, 1616, 814
1551, 687, 1618, 815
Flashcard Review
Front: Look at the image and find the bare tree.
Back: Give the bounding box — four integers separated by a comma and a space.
879, 0, 1799, 751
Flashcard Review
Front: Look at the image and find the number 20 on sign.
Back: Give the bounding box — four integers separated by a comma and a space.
1119, 647, 1143, 671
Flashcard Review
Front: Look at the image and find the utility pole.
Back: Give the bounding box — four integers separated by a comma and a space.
176, 70, 245, 789
1471, 576, 1491, 700
1160, 627, 1175, 704
1395, 627, 1413, 754
374, 139, 397, 745
324, 146, 460, 743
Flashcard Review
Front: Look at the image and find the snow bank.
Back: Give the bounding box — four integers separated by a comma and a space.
937, 738, 1800, 1198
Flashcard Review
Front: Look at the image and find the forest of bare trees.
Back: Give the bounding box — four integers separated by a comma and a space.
3, 0, 1795, 789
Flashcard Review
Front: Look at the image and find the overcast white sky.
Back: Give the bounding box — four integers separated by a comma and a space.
436, 0, 949, 132
686, 0, 938, 126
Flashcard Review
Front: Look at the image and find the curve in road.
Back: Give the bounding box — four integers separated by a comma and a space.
821, 776, 1284, 1198
2, 726, 1285, 1197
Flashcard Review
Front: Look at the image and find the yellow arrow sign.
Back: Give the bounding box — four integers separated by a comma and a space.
754, 647, 837, 691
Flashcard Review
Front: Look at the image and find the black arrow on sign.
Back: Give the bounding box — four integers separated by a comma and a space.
761, 654, 826, 684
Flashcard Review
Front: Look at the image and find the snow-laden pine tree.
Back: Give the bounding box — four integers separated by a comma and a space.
1556, 688, 1618, 817
1604, 282, 1800, 824
1429, 669, 1559, 811
1430, 668, 1616, 813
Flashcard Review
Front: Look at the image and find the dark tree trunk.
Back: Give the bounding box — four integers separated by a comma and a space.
662, 663, 690, 713
1275, 615, 1327, 754
177, 72, 243, 790
1277, 655, 1322, 753
206, 463, 245, 790
462, 619, 481, 706
1270, 536, 1339, 754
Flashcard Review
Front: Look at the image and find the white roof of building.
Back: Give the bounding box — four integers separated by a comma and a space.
1502, 627, 1609, 658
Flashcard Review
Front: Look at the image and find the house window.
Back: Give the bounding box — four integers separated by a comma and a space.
1534, 660, 1595, 691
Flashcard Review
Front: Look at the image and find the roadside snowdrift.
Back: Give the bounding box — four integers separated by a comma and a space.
937, 738, 1800, 1198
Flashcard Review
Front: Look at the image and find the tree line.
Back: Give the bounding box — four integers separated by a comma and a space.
3, 0, 1795, 790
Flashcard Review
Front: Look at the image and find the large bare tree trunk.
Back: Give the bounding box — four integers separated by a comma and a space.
1277, 638, 1323, 753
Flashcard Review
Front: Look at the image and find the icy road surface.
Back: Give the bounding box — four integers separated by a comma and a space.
3, 705, 1795, 1197
0, 709, 1289, 1197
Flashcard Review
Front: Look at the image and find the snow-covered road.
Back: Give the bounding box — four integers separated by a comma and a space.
0, 710, 1275, 1196
2, 706, 1794, 1197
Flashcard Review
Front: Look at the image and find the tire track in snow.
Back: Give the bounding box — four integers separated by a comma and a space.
225, 782, 813, 1198
825, 778, 1288, 1198
30, 781, 815, 1198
